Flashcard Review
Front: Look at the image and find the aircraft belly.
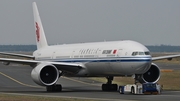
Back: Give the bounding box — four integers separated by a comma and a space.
61, 60, 151, 77
119, 62, 151, 75
110, 62, 124, 75
117, 62, 137, 75
74, 61, 151, 77
84, 62, 116, 76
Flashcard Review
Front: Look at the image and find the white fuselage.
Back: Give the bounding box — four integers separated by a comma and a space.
33, 40, 152, 77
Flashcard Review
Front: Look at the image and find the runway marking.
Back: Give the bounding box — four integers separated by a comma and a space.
62, 76, 101, 87
0, 71, 100, 89
0, 71, 42, 88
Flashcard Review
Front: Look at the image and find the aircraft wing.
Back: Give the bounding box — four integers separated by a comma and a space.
0, 58, 83, 73
0, 52, 34, 59
152, 54, 180, 61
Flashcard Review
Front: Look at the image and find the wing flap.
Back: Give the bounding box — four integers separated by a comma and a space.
51, 62, 84, 73
42, 61, 84, 73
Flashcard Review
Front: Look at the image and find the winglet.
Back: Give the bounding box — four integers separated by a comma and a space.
32, 2, 48, 49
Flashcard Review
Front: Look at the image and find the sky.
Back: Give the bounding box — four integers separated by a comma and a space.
0, 0, 180, 46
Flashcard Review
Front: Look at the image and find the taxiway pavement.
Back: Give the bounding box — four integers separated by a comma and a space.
0, 64, 180, 101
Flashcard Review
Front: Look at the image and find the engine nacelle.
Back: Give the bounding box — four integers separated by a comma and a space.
31, 63, 59, 86
135, 63, 160, 83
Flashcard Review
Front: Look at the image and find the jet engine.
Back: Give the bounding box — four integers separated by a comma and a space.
31, 63, 59, 86
135, 63, 160, 83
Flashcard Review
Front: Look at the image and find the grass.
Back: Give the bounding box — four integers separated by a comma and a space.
158, 70, 180, 90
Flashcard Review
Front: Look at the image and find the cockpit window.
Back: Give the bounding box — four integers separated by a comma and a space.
139, 52, 145, 55
132, 51, 150, 56
145, 52, 150, 55
132, 52, 138, 56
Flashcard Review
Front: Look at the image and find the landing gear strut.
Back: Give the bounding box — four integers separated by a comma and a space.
101, 76, 118, 91
46, 84, 62, 92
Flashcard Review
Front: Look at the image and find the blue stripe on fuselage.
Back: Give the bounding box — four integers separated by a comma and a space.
42, 57, 152, 63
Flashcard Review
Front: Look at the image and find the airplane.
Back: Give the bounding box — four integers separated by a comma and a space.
0, 2, 180, 92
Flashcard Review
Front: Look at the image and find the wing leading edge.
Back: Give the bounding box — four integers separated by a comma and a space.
0, 58, 84, 73
0, 52, 35, 59
152, 54, 180, 61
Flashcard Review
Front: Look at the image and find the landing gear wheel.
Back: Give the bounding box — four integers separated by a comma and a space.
111, 84, 118, 91
119, 86, 124, 94
102, 84, 118, 91
131, 87, 135, 94
46, 84, 62, 92
101, 76, 118, 91
102, 84, 108, 91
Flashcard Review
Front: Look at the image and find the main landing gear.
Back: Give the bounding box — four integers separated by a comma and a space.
102, 76, 118, 91
46, 84, 62, 92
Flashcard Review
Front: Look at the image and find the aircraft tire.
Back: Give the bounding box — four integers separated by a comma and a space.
102, 84, 118, 91
46, 84, 62, 92
131, 86, 135, 94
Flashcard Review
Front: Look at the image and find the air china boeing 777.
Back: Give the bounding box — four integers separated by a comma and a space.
0, 2, 180, 92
